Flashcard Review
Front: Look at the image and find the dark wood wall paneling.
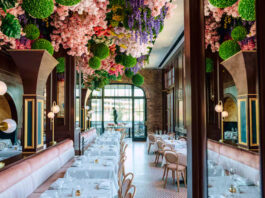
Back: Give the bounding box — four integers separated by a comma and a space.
46, 50, 79, 147
162, 45, 186, 135
256, 0, 265, 195
184, 0, 207, 197
0, 52, 23, 143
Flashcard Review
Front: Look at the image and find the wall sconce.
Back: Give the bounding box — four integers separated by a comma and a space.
48, 101, 60, 146
0, 119, 17, 133
215, 100, 229, 142
0, 81, 7, 96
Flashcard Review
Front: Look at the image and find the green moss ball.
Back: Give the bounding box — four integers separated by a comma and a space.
231, 26, 247, 41
219, 40, 241, 60
238, 0, 256, 21
31, 39, 54, 55
22, 0, 54, 19
55, 0, 81, 6
115, 54, 123, 64
209, 0, 237, 8
206, 58, 214, 73
92, 43, 110, 60
89, 56, 101, 69
24, 24, 40, 40
132, 73, 144, 86
125, 69, 134, 78
121, 55, 137, 68
56, 57, 65, 73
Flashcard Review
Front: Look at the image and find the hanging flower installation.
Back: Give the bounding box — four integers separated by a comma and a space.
204, 0, 256, 59
0, 0, 176, 90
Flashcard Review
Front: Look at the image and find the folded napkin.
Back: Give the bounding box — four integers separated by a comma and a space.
234, 175, 255, 186
98, 182, 110, 190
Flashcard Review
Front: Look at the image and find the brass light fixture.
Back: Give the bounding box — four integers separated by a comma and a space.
48, 101, 60, 146
0, 119, 17, 133
215, 100, 229, 142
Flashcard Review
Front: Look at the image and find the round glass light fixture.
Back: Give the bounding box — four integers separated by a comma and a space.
52, 105, 60, 114
47, 112, 55, 119
2, 119, 17, 133
0, 81, 7, 95
222, 111, 229, 118
215, 101, 223, 113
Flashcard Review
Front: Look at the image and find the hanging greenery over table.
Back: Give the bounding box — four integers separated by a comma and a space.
0, 0, 175, 90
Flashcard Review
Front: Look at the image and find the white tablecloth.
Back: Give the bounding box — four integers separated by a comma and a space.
208, 176, 260, 198
65, 157, 119, 191
84, 144, 119, 157
41, 178, 116, 198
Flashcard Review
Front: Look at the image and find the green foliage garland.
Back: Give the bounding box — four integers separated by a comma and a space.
219, 40, 241, 60
31, 39, 54, 55
206, 58, 214, 73
1, 13, 21, 38
89, 56, 101, 69
24, 24, 40, 40
125, 69, 134, 78
56, 57, 65, 73
0, 0, 17, 12
132, 73, 144, 86
55, 0, 81, 6
209, 0, 237, 8
22, 0, 54, 19
238, 0, 256, 21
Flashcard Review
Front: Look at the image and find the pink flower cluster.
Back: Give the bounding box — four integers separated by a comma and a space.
205, 16, 221, 52
50, 0, 109, 56
143, 0, 171, 17
205, 0, 239, 22
114, 27, 153, 58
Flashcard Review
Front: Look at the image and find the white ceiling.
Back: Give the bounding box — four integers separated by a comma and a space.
145, 0, 184, 68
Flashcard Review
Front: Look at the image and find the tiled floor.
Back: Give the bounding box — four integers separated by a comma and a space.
124, 140, 187, 198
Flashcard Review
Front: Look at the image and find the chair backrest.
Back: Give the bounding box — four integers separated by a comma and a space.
120, 173, 134, 198
157, 140, 165, 150
125, 185, 136, 198
178, 136, 187, 141
165, 151, 178, 165
148, 134, 156, 143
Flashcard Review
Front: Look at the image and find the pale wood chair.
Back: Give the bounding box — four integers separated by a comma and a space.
147, 134, 156, 154
125, 185, 136, 198
154, 140, 165, 166
162, 146, 174, 180
163, 151, 187, 192
118, 172, 134, 198
118, 155, 127, 188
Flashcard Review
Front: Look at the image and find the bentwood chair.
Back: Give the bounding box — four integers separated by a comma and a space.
118, 155, 127, 188
147, 134, 156, 154
163, 151, 186, 192
154, 140, 165, 166
125, 185, 136, 198
118, 172, 134, 198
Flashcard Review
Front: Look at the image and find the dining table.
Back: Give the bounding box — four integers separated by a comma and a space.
41, 130, 122, 198
40, 178, 116, 198
208, 175, 260, 198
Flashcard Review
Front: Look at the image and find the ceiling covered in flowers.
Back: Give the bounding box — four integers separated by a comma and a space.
0, 0, 179, 90
145, 0, 183, 68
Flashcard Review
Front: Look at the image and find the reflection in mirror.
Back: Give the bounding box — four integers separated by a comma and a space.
56, 57, 65, 119
204, 0, 260, 197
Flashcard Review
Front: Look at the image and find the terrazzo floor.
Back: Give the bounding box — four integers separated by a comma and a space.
124, 140, 187, 198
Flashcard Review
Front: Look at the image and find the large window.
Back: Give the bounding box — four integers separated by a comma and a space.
91, 84, 147, 140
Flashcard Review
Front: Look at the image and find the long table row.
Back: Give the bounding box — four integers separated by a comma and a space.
40, 131, 122, 198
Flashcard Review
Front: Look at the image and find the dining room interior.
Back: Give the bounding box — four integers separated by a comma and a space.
0, 0, 265, 198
